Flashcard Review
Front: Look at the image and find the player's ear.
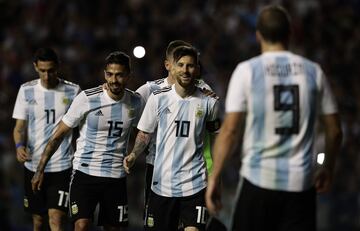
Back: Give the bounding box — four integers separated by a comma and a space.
33, 62, 38, 71
164, 59, 171, 71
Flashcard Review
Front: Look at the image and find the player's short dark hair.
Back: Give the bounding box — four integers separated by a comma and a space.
256, 5, 291, 43
172, 46, 199, 64
33, 47, 59, 65
105, 51, 131, 74
166, 40, 192, 59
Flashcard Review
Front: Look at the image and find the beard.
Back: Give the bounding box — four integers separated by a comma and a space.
108, 83, 123, 95
176, 74, 195, 88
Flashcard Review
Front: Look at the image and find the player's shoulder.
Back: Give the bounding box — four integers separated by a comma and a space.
58, 78, 80, 89
146, 77, 167, 89
152, 86, 172, 96
197, 87, 219, 102
83, 86, 103, 97
125, 88, 142, 100
21, 79, 39, 88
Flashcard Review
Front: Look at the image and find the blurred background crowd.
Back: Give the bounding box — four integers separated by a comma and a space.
0, 0, 359, 230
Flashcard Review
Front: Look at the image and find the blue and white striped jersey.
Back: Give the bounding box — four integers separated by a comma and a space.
62, 87, 143, 178
12, 78, 80, 172
136, 77, 212, 165
138, 85, 219, 197
226, 51, 338, 192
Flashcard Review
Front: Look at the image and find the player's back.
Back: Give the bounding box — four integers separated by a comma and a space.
227, 51, 336, 191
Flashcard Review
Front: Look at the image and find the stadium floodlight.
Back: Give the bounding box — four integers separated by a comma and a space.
133, 46, 146, 59
317, 153, 325, 165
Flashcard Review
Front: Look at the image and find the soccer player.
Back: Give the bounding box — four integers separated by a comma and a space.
206, 5, 342, 231
31, 51, 143, 231
135, 40, 215, 220
12, 47, 80, 231
125, 46, 220, 231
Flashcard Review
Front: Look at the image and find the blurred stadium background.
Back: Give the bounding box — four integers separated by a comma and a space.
0, 0, 359, 230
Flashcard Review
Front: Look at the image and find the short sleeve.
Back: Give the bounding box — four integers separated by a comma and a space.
62, 91, 88, 128
136, 83, 151, 102
225, 63, 250, 113
206, 100, 221, 133
12, 87, 27, 120
137, 93, 158, 133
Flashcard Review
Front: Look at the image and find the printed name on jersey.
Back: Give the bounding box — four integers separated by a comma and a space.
84, 86, 103, 96
153, 86, 172, 95
22, 79, 38, 87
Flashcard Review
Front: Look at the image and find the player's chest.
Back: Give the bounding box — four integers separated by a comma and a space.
86, 103, 137, 132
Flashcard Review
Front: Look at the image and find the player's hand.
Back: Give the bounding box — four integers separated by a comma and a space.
206, 176, 222, 216
124, 153, 136, 174
102, 83, 109, 90
16, 146, 31, 163
201, 88, 219, 100
31, 170, 44, 192
314, 167, 333, 193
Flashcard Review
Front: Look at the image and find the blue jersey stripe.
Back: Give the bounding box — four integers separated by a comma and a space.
82, 96, 101, 174
191, 98, 208, 191
24, 88, 35, 170
154, 95, 169, 194
249, 58, 265, 183
302, 60, 318, 188
60, 86, 76, 169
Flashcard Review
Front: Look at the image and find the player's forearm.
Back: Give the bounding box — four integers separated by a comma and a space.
324, 115, 342, 172
211, 128, 237, 181
131, 131, 151, 158
36, 136, 64, 172
211, 112, 244, 181
13, 126, 26, 147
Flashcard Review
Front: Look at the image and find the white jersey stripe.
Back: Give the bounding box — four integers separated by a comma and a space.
248, 58, 265, 185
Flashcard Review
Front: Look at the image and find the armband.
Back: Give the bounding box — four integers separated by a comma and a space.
15, 142, 25, 149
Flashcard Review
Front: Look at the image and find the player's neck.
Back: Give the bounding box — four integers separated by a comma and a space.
107, 89, 124, 101
166, 75, 176, 85
261, 41, 288, 53
174, 83, 195, 98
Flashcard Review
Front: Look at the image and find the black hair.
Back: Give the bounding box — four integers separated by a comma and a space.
33, 47, 59, 64
166, 40, 192, 59
105, 51, 131, 74
172, 46, 199, 64
256, 5, 291, 43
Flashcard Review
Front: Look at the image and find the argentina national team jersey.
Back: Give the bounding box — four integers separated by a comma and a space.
12, 79, 80, 172
62, 87, 143, 178
136, 78, 213, 165
138, 85, 219, 197
226, 51, 337, 192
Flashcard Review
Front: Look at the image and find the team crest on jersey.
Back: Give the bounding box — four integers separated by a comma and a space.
62, 97, 71, 105
24, 198, 29, 208
195, 105, 204, 118
71, 203, 79, 215
147, 216, 154, 227
127, 107, 135, 118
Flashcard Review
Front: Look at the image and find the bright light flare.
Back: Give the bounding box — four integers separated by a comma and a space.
133, 46, 146, 58
317, 153, 325, 165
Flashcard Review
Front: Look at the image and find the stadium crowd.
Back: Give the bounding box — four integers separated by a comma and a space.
0, 0, 359, 230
